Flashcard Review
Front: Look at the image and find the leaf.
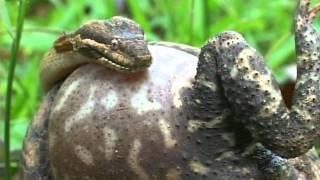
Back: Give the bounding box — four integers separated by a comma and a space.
0, 0, 14, 38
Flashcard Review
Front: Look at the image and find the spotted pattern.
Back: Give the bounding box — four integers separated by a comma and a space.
101, 90, 118, 110
74, 145, 94, 166
157, 118, 177, 149
22, 87, 58, 180
64, 85, 96, 132
52, 78, 82, 113
103, 126, 118, 160
131, 86, 162, 114
189, 160, 210, 175
207, 6, 320, 157
24, 139, 39, 168
24, 42, 320, 179
128, 139, 149, 180
165, 168, 182, 180
22, 1, 320, 179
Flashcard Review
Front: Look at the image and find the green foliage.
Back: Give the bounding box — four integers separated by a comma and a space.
2, 0, 26, 179
0, 0, 320, 176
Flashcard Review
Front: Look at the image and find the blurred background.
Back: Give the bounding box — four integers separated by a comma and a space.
1, 0, 319, 178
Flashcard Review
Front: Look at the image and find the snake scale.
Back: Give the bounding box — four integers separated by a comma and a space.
40, 16, 152, 91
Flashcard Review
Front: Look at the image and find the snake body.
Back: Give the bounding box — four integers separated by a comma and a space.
40, 50, 93, 91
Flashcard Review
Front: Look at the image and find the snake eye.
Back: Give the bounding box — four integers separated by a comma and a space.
111, 39, 119, 50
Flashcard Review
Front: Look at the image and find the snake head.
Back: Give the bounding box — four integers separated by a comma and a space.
54, 16, 152, 72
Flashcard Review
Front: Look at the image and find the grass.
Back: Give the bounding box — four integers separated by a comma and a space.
0, 0, 319, 178
2, 0, 26, 179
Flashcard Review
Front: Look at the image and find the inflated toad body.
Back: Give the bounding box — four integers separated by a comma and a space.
22, 0, 320, 179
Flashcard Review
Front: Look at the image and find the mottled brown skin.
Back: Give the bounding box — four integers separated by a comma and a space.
23, 46, 320, 180
22, 86, 58, 179
208, 0, 320, 159
22, 0, 320, 179
195, 1, 320, 178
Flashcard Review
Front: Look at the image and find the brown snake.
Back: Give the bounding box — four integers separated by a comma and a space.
40, 16, 152, 92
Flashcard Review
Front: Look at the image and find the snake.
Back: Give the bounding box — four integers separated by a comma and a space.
40, 16, 152, 92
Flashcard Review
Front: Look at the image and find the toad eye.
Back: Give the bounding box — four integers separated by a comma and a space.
111, 39, 119, 50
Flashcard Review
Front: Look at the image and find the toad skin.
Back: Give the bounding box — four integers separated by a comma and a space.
21, 0, 320, 179
195, 0, 320, 158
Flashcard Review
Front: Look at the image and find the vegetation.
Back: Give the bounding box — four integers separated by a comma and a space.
1, 0, 319, 178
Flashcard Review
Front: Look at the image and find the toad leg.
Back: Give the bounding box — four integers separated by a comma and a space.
22, 87, 58, 180
203, 0, 320, 159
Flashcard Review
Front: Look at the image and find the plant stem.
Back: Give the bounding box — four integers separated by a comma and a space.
4, 0, 26, 179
